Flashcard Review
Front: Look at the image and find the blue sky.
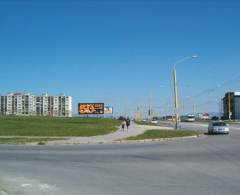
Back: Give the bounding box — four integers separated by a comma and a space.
0, 0, 240, 116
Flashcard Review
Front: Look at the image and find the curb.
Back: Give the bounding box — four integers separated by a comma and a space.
110, 135, 200, 144
40, 134, 202, 146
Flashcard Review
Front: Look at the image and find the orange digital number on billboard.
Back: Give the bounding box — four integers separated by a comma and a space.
78, 103, 104, 114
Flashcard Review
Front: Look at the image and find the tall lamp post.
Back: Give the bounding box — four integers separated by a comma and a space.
173, 55, 198, 129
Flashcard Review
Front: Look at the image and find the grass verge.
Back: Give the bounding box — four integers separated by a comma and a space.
126, 130, 200, 140
0, 116, 120, 137
0, 137, 66, 144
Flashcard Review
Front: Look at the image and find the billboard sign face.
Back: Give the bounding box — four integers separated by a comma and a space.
104, 106, 113, 114
78, 103, 104, 114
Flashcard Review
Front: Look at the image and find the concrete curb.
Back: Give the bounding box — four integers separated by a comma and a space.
36, 134, 202, 146
116, 135, 200, 144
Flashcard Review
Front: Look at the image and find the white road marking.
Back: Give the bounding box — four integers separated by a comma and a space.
39, 183, 51, 190
0, 189, 9, 195
21, 183, 32, 188
0, 174, 59, 194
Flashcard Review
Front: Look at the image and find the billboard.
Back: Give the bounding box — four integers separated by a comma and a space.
104, 106, 113, 114
78, 103, 104, 114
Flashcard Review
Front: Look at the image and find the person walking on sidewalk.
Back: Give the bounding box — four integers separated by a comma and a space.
121, 120, 126, 131
126, 118, 131, 131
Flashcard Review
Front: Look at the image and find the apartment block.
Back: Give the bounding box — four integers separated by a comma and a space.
0, 93, 72, 117
222, 92, 240, 120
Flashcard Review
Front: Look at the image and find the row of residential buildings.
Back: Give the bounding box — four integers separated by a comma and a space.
0, 93, 72, 117
1, 91, 239, 119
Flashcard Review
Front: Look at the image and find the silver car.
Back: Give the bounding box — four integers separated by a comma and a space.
208, 121, 229, 134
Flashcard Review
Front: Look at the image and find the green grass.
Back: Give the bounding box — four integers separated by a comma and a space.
224, 120, 240, 124
0, 137, 66, 144
0, 116, 120, 137
127, 130, 200, 140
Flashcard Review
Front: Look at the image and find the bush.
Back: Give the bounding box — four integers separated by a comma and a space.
211, 116, 219, 120
118, 116, 126, 121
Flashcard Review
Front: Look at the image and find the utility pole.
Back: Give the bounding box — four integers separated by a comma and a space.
193, 103, 196, 116
219, 100, 223, 119
171, 55, 198, 130
162, 107, 166, 120
193, 100, 196, 116
173, 66, 179, 129
182, 101, 185, 115
148, 95, 153, 121
228, 93, 231, 120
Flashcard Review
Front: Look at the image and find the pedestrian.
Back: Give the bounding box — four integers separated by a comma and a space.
121, 120, 126, 131
126, 118, 131, 130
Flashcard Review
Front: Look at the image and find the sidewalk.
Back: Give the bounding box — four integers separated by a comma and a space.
46, 122, 172, 145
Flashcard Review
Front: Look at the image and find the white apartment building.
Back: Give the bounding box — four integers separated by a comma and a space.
0, 93, 72, 117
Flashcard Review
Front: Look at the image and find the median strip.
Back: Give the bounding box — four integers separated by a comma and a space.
126, 130, 201, 141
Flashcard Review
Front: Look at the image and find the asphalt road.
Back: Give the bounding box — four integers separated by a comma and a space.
158, 120, 240, 132
0, 123, 240, 195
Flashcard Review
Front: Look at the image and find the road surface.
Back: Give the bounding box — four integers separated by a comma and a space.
0, 123, 240, 195
158, 120, 240, 132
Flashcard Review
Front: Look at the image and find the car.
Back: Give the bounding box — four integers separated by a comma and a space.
208, 121, 229, 134
181, 114, 195, 122
151, 120, 158, 124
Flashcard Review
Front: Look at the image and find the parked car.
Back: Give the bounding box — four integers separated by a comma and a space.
208, 121, 229, 134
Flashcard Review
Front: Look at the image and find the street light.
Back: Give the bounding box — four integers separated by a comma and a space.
173, 55, 198, 130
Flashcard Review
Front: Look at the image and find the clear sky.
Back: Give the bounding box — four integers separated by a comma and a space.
0, 0, 240, 116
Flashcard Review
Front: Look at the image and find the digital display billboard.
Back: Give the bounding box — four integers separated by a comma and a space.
104, 106, 113, 114
78, 103, 104, 114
